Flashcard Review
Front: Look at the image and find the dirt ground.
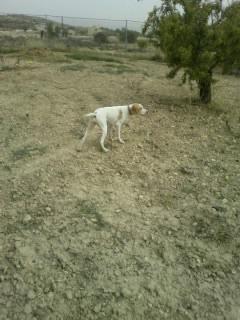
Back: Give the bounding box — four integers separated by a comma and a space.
0, 50, 240, 320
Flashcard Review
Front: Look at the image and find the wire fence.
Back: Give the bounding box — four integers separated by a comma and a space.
0, 13, 145, 49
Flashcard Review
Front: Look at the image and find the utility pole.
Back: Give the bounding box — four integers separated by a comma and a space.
61, 16, 64, 37
125, 19, 128, 50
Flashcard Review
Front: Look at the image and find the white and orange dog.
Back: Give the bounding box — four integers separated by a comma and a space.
80, 103, 148, 152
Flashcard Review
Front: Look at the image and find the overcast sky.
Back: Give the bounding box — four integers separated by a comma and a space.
0, 0, 160, 21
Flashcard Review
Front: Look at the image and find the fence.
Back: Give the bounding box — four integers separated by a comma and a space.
0, 13, 145, 49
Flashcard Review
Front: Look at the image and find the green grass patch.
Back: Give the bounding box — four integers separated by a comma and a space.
191, 211, 236, 244
76, 200, 109, 229
12, 144, 47, 160
0, 65, 16, 72
0, 48, 20, 54
66, 50, 123, 64
60, 63, 86, 72
96, 63, 149, 76
98, 63, 134, 75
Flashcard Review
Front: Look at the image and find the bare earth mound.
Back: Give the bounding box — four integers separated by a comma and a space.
0, 52, 239, 320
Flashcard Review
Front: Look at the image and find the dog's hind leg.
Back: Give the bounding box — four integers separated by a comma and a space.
98, 122, 109, 152
80, 120, 95, 149
108, 124, 114, 149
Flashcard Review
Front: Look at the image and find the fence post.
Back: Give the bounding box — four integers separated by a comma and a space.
61, 16, 64, 37
125, 19, 128, 50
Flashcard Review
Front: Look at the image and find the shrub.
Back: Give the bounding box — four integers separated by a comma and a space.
94, 32, 108, 45
137, 37, 149, 50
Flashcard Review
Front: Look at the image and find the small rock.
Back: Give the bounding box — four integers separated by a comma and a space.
27, 290, 36, 300
66, 290, 73, 300
48, 292, 54, 299
97, 167, 104, 174
24, 304, 32, 314
180, 166, 194, 175
115, 209, 121, 213
94, 304, 101, 313
2, 282, 12, 295
23, 215, 31, 223
120, 287, 131, 297
212, 204, 227, 212
45, 207, 51, 213
114, 270, 121, 276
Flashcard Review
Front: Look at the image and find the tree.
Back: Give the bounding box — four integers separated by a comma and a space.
137, 37, 149, 50
116, 28, 140, 44
54, 25, 61, 38
220, 1, 240, 74
46, 22, 55, 39
94, 32, 108, 45
143, 0, 240, 104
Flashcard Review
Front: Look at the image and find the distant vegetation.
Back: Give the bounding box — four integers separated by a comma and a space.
0, 14, 44, 30
0, 14, 144, 48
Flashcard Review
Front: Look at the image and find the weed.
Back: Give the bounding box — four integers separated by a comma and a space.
0, 48, 20, 54
60, 63, 86, 72
66, 50, 123, 64
98, 63, 133, 75
0, 65, 15, 72
76, 200, 109, 229
192, 211, 235, 244
12, 144, 47, 160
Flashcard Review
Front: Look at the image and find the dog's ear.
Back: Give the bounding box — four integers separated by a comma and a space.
131, 103, 141, 114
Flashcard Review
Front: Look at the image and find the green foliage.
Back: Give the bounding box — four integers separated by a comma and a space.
137, 37, 149, 50
220, 1, 240, 73
116, 28, 140, 43
144, 0, 240, 104
46, 22, 56, 39
54, 25, 61, 38
46, 22, 62, 39
94, 32, 108, 45
62, 28, 69, 37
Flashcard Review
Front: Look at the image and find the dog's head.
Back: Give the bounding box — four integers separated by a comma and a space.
129, 103, 148, 115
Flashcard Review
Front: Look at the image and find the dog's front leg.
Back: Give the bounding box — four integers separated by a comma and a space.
117, 123, 124, 144
99, 125, 109, 152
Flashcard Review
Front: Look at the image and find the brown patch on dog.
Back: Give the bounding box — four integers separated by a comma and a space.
131, 103, 141, 114
118, 109, 123, 120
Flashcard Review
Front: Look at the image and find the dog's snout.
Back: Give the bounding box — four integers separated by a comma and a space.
142, 108, 148, 115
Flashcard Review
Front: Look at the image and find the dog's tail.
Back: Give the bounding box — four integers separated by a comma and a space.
84, 112, 96, 118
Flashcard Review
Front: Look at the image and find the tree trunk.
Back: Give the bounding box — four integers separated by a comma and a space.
198, 76, 212, 104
